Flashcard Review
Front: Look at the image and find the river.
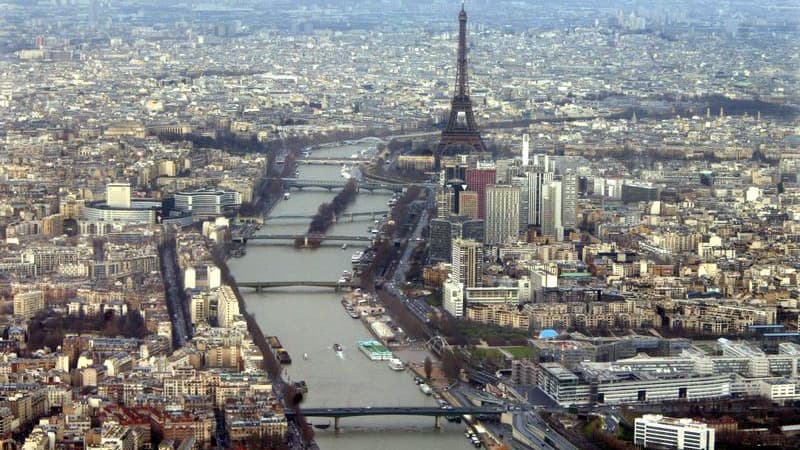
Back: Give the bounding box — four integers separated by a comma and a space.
227, 141, 473, 449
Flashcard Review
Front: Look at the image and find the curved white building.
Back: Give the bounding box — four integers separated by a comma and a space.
174, 188, 241, 218
83, 198, 161, 224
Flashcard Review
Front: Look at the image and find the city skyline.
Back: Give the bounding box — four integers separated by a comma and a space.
0, 1, 798, 450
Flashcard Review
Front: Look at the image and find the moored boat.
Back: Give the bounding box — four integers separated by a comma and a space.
388, 358, 405, 371
276, 349, 292, 364
350, 251, 364, 264
357, 339, 393, 361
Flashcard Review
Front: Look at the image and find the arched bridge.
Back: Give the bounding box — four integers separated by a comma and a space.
238, 281, 358, 292
285, 406, 505, 429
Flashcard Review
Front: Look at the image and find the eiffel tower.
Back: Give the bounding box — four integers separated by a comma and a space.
436, 3, 487, 166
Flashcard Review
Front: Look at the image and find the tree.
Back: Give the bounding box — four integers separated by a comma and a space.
424, 356, 433, 381
441, 350, 463, 382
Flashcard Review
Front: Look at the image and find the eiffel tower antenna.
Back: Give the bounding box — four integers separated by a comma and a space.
435, 3, 487, 167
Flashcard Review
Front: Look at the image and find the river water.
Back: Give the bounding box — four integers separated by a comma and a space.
228, 142, 472, 449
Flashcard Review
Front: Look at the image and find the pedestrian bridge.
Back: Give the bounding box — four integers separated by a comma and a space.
238, 280, 358, 292
284, 406, 505, 429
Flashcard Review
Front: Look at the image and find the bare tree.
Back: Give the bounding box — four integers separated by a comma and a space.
424, 356, 433, 381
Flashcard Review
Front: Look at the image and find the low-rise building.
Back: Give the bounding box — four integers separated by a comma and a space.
634, 414, 715, 450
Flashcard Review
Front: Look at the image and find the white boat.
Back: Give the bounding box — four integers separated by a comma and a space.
303, 353, 309, 360
351, 251, 363, 264
341, 243, 348, 250
419, 383, 432, 395
284, 192, 290, 200
388, 358, 405, 371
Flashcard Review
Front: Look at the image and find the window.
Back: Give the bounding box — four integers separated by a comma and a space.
679, 387, 687, 399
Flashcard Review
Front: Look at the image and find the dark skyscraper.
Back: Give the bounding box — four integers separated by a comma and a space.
436, 4, 486, 165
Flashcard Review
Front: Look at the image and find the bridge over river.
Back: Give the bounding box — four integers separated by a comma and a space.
273, 177, 406, 193
284, 406, 505, 430
235, 234, 373, 244
237, 280, 359, 292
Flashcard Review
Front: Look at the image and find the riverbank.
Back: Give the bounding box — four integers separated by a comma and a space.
211, 151, 320, 448
211, 246, 318, 449
227, 139, 482, 449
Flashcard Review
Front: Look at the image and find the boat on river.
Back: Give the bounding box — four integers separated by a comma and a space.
276, 349, 292, 365
357, 339, 393, 361
351, 251, 364, 264
388, 358, 405, 371
341, 299, 360, 319
333, 343, 343, 352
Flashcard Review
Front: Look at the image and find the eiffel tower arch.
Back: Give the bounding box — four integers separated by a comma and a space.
435, 4, 487, 167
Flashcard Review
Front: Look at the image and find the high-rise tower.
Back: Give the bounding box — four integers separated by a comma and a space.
436, 4, 486, 165
485, 185, 520, 245
522, 133, 530, 166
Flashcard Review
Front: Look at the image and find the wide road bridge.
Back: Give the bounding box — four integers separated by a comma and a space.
297, 157, 371, 165
239, 234, 373, 244
237, 280, 358, 292
285, 406, 505, 429
268, 210, 387, 221
273, 177, 406, 193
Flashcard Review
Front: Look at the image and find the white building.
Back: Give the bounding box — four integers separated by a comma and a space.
217, 285, 241, 328
443, 278, 465, 318
541, 180, 563, 239
484, 184, 520, 245
759, 379, 800, 404
174, 188, 241, 218
190, 291, 211, 325
451, 238, 483, 288
521, 133, 530, 166
106, 182, 132, 209
82, 198, 161, 224
634, 414, 715, 450
184, 265, 222, 290
537, 361, 732, 407
14, 290, 45, 319
465, 286, 520, 306
561, 171, 578, 230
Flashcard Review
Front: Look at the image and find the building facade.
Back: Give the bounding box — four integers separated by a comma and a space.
485, 184, 520, 245
634, 414, 715, 450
